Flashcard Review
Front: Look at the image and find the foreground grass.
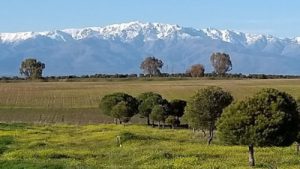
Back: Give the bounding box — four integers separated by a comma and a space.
1, 79, 300, 123
0, 123, 298, 169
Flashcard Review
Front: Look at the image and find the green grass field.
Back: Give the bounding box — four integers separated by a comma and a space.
0, 79, 300, 123
0, 123, 298, 169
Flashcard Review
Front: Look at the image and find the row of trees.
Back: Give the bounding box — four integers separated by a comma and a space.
100, 92, 186, 128
100, 87, 300, 145
15, 71, 300, 81
20, 52, 231, 79
140, 52, 232, 77
19, 52, 300, 80
187, 87, 300, 166
100, 87, 300, 166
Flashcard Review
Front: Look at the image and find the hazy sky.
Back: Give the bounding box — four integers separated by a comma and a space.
1, 0, 299, 37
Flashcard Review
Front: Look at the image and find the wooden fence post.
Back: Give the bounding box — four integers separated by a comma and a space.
116, 136, 122, 147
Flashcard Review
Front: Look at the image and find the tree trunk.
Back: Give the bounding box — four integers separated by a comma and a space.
297, 142, 300, 154
192, 128, 195, 133
208, 130, 213, 145
147, 116, 150, 125
39, 114, 42, 123
201, 129, 206, 137
248, 144, 255, 167
114, 118, 118, 125
208, 126, 214, 145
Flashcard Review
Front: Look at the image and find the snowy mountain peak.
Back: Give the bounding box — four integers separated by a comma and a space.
56, 21, 184, 41
0, 21, 296, 45
0, 31, 36, 43
295, 37, 300, 44
202, 28, 243, 43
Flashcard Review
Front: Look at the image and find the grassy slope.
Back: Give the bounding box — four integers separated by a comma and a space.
1, 79, 300, 123
0, 123, 298, 169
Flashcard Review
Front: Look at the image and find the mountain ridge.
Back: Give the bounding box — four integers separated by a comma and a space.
1, 21, 299, 44
0, 21, 300, 76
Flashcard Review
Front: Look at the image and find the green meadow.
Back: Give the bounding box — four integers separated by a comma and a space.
0, 123, 298, 169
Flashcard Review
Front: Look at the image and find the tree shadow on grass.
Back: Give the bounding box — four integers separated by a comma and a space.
0, 123, 28, 131
0, 135, 15, 155
119, 131, 171, 143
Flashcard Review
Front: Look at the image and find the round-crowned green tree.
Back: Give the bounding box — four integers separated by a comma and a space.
111, 101, 131, 124
168, 99, 186, 127
296, 100, 300, 154
165, 115, 180, 129
138, 92, 168, 125
169, 99, 187, 118
184, 86, 233, 144
100, 93, 138, 124
217, 88, 299, 166
150, 105, 168, 128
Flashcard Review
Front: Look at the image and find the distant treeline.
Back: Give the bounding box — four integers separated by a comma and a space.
17, 53, 300, 81
1, 73, 300, 82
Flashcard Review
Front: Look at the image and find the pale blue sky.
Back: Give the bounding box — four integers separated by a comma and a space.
1, 0, 299, 37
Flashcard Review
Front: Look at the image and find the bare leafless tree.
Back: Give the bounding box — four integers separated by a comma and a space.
186, 64, 205, 77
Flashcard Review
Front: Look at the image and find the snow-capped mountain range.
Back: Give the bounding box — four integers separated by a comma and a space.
1, 21, 300, 76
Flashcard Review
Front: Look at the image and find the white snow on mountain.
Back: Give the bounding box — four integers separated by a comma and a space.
0, 21, 300, 76
295, 37, 300, 44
